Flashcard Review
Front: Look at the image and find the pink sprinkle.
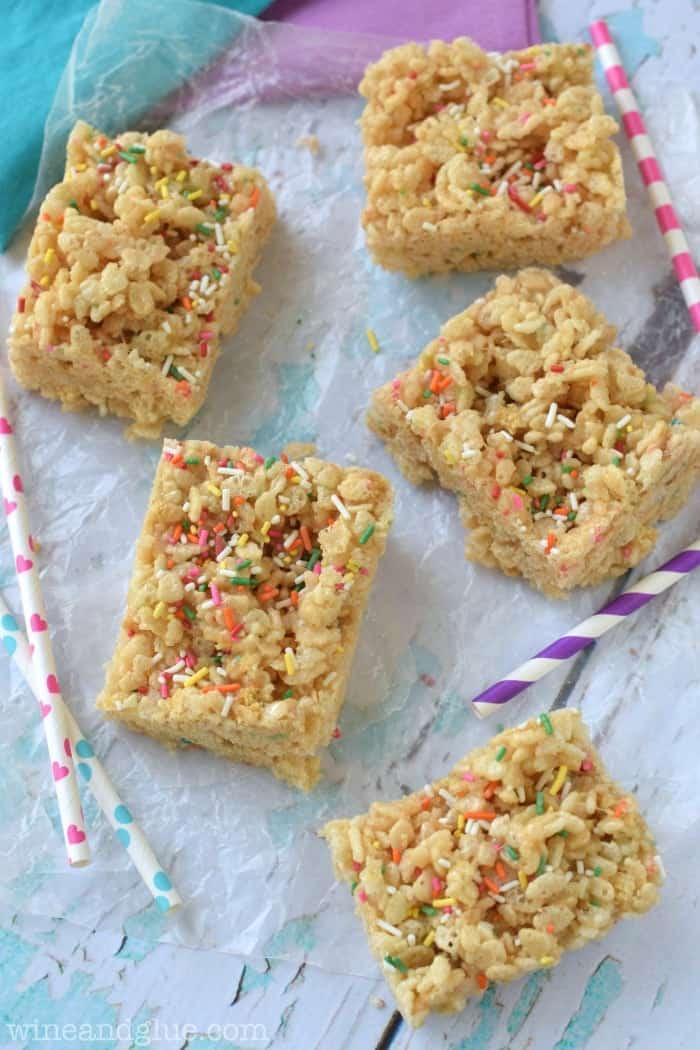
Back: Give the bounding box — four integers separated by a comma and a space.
512, 494, 523, 511
491, 484, 501, 500
199, 330, 214, 341
357, 890, 368, 902
268, 529, 283, 538
391, 377, 402, 400
621, 544, 633, 559
214, 535, 225, 557
163, 451, 174, 461
159, 682, 169, 699
198, 529, 208, 547
360, 567, 369, 575
581, 757, 594, 772
252, 453, 264, 464
519, 112, 531, 125
533, 158, 547, 170
185, 652, 196, 670
313, 563, 322, 575
333, 564, 345, 573
432, 877, 443, 895
480, 129, 493, 142
563, 183, 578, 193
210, 583, 222, 607
187, 566, 199, 580
442, 906, 453, 914
492, 841, 503, 852
520, 61, 536, 71
462, 771, 476, 782
435, 104, 446, 112
352, 861, 363, 872
230, 623, 244, 640
218, 458, 228, 466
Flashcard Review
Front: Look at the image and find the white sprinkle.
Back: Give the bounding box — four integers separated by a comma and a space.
331, 493, 351, 520
221, 487, 231, 512
557, 413, 576, 430
386, 885, 397, 895
217, 466, 244, 476
490, 893, 506, 904
500, 880, 519, 893
177, 365, 197, 383
184, 581, 196, 592
250, 566, 262, 575
497, 180, 508, 196
496, 429, 513, 442
172, 673, 189, 684
479, 820, 492, 832
438, 788, 459, 807
200, 275, 210, 294
181, 503, 190, 513
161, 354, 173, 376
654, 854, 666, 880
396, 399, 410, 413
423, 784, 435, 797
516, 786, 526, 803
149, 652, 163, 666
470, 823, 481, 836
376, 919, 402, 938
216, 667, 227, 678
164, 659, 185, 674
439, 79, 461, 91
283, 530, 299, 549
532, 171, 541, 190
290, 460, 310, 482
215, 222, 224, 246
407, 933, 416, 947
516, 439, 537, 452
216, 544, 233, 562
576, 860, 585, 875
463, 446, 479, 459
617, 414, 631, 429
179, 535, 188, 545
162, 320, 172, 334
200, 599, 215, 610
569, 492, 579, 511
221, 695, 235, 717
545, 402, 558, 428
436, 857, 451, 869
422, 221, 438, 233
475, 384, 491, 397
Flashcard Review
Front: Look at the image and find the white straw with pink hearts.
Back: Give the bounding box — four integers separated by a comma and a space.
590, 19, 700, 332
0, 374, 90, 865
0, 589, 182, 912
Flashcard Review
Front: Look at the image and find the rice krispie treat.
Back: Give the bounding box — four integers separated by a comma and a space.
9, 121, 275, 438
359, 39, 629, 276
322, 709, 662, 1027
368, 269, 700, 597
97, 439, 393, 789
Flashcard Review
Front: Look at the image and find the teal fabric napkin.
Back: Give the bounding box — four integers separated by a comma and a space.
1, 0, 272, 250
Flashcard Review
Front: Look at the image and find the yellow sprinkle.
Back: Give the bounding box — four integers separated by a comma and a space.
421, 196, 432, 207
89, 199, 98, 211
549, 764, 568, 796
260, 521, 271, 536
226, 241, 238, 254
423, 930, 436, 947
372, 840, 381, 848
176, 169, 188, 182
492, 96, 508, 108
237, 533, 249, 547
100, 145, 116, 158
432, 897, 455, 908
291, 476, 301, 485
366, 328, 379, 353
207, 483, 221, 497
143, 209, 161, 224
529, 191, 545, 210
155, 176, 169, 190
539, 955, 555, 966
153, 601, 166, 619
39, 275, 49, 287
75, 163, 87, 172
150, 165, 159, 175
346, 560, 359, 573
187, 189, 203, 201
184, 666, 209, 688
457, 813, 465, 832
407, 907, 420, 919
284, 649, 297, 675
43, 248, 55, 264
518, 870, 528, 890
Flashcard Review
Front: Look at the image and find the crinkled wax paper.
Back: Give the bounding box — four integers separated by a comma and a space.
0, 0, 699, 978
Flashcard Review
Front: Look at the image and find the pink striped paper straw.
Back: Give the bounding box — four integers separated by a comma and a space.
471, 538, 700, 717
590, 19, 700, 332
0, 373, 90, 866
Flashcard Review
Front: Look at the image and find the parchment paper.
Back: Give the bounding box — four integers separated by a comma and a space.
0, 0, 698, 976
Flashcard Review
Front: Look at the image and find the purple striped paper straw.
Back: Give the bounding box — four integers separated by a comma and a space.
471, 539, 700, 717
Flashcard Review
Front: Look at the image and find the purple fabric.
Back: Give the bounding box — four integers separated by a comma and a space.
601, 591, 651, 617
473, 679, 533, 706
660, 549, 700, 574
264, 0, 541, 50
537, 634, 592, 660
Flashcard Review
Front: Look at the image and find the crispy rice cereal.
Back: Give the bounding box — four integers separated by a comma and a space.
96, 439, 393, 789
359, 39, 630, 276
9, 121, 275, 437
322, 709, 662, 1027
368, 269, 700, 597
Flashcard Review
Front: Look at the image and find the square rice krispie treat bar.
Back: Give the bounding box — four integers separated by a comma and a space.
9, 121, 275, 438
359, 39, 629, 276
322, 709, 662, 1027
97, 439, 393, 789
368, 269, 700, 597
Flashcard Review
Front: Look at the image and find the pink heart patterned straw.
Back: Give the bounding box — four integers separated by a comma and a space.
471, 538, 700, 717
0, 589, 181, 912
589, 19, 700, 332
0, 372, 90, 865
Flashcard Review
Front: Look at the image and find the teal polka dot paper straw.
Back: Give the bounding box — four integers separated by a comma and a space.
0, 588, 182, 912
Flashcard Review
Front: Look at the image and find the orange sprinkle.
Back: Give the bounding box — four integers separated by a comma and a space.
213, 522, 226, 534
391, 848, 401, 865
280, 452, 289, 463
300, 525, 312, 552
495, 861, 506, 880
172, 523, 183, 542
420, 797, 431, 811
290, 590, 300, 608
233, 495, 246, 506
483, 780, 499, 800
171, 453, 184, 467
166, 557, 175, 570
258, 587, 279, 602
613, 800, 628, 817
223, 607, 236, 633
484, 877, 501, 895
181, 296, 193, 310
202, 683, 241, 694
477, 973, 488, 991
439, 402, 456, 419
249, 186, 260, 208
285, 466, 295, 479
429, 371, 441, 394
463, 811, 497, 820
546, 923, 556, 934
545, 532, 557, 554
176, 380, 191, 396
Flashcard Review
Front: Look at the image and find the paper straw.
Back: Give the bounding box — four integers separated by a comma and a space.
590, 19, 700, 333
471, 539, 700, 717
0, 376, 90, 865
0, 590, 182, 912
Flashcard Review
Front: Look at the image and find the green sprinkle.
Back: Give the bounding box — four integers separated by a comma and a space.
230, 576, 253, 586
180, 737, 194, 746
307, 548, 321, 571
211, 267, 222, 280
183, 605, 196, 622
469, 182, 491, 196
495, 746, 507, 762
282, 688, 293, 699
237, 559, 252, 569
536, 790, 544, 815
567, 511, 577, 522
504, 845, 519, 862
557, 829, 569, 838
459, 135, 470, 147
522, 474, 533, 487
589, 898, 601, 907
437, 356, 451, 365
536, 855, 547, 877
384, 955, 408, 974
421, 905, 438, 916
214, 208, 227, 221
117, 151, 138, 163
612, 454, 622, 467
185, 456, 200, 465
264, 456, 277, 469
169, 365, 183, 380
593, 866, 602, 877
213, 654, 223, 665
197, 584, 208, 592
524, 162, 536, 171
539, 713, 553, 735
539, 494, 550, 511
423, 389, 432, 398
561, 464, 574, 474
359, 524, 375, 545
127, 145, 146, 154
68, 199, 79, 210
196, 223, 213, 237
